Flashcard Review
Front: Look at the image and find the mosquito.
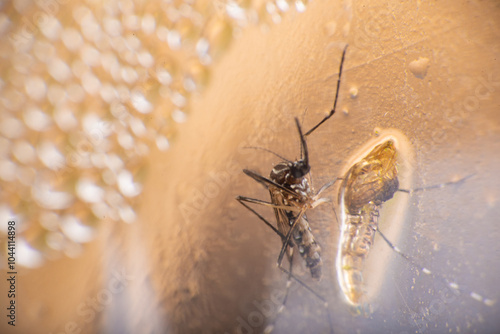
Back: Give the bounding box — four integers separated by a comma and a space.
236, 45, 348, 333
335, 137, 496, 319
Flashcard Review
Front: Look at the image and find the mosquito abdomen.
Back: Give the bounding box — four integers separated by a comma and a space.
293, 215, 323, 280
338, 203, 380, 306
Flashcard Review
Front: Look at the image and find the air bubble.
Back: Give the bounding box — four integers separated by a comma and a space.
349, 87, 358, 98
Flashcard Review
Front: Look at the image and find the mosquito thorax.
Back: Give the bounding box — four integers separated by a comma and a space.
270, 160, 310, 186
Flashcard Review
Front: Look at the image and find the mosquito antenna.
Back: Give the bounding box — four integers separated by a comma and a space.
295, 117, 308, 166
298, 108, 308, 161
305, 44, 348, 137
243, 146, 292, 163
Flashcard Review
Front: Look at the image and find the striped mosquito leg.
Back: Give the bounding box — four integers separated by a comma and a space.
276, 263, 334, 334
263, 251, 294, 334
237, 196, 334, 332
376, 229, 496, 307
236, 196, 285, 239
398, 174, 475, 194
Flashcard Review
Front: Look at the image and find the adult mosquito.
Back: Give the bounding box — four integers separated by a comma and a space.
236, 45, 348, 333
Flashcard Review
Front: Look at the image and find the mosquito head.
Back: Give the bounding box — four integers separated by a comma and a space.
290, 118, 310, 179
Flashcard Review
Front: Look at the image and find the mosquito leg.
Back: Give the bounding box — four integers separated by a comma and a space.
376, 228, 496, 307
281, 251, 294, 309
276, 209, 307, 267
236, 196, 285, 239
271, 210, 334, 333
305, 44, 348, 137
277, 263, 334, 334
238, 197, 333, 332
398, 173, 475, 194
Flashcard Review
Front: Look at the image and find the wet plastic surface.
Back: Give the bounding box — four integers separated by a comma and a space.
6, 1, 500, 334
140, 1, 500, 333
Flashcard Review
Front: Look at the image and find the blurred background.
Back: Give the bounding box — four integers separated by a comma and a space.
1, 0, 499, 333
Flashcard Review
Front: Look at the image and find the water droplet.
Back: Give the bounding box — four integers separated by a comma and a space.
103, 17, 122, 37
157, 68, 173, 85
171, 91, 186, 107
118, 170, 141, 197
17, 240, 43, 268
61, 215, 94, 243
156, 135, 170, 151
92, 201, 110, 218
54, 107, 78, 131
349, 86, 358, 98
295, 0, 307, 13
40, 212, 59, 231
129, 117, 147, 137
167, 29, 181, 50
64, 242, 83, 258
67, 83, 85, 102
137, 51, 154, 68
76, 178, 105, 203
81, 44, 101, 67
12, 140, 35, 164
62, 28, 83, 51
196, 37, 210, 59
409, 57, 430, 79
226, 2, 247, 21
276, 0, 290, 12
0, 159, 16, 182
17, 166, 36, 186
32, 181, 73, 210
121, 66, 138, 83
33, 40, 55, 63
81, 71, 101, 94
118, 130, 134, 149
119, 205, 136, 223
131, 91, 152, 114
0, 13, 11, 36
40, 16, 62, 40
325, 21, 337, 36
0, 117, 25, 138
37, 141, 65, 170
47, 84, 67, 105
141, 14, 156, 34
172, 109, 187, 123
123, 14, 140, 31
46, 231, 65, 250
23, 107, 52, 131
25, 76, 47, 101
